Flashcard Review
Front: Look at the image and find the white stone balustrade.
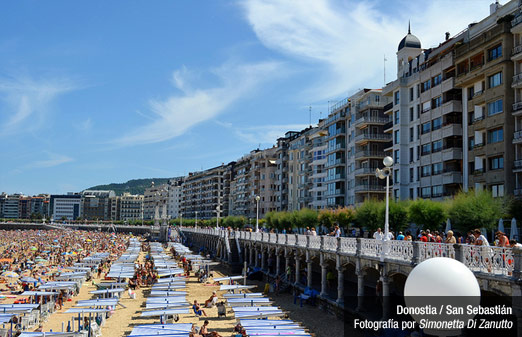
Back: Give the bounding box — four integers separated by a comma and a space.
180, 227, 518, 277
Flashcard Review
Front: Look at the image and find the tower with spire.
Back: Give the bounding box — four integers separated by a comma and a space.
396, 21, 422, 78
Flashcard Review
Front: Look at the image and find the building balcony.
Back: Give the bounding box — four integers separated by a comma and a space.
354, 167, 378, 177
513, 73, 522, 88
442, 147, 463, 161
442, 172, 463, 185
325, 189, 345, 196
514, 102, 522, 116
514, 160, 522, 172
441, 76, 455, 93
354, 184, 385, 193
513, 45, 522, 60
354, 116, 389, 128
325, 173, 346, 182
512, 14, 522, 31
355, 150, 386, 159
514, 131, 522, 144
354, 133, 391, 144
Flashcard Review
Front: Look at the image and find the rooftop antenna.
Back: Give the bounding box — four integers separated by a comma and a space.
408, 20, 411, 34
309, 105, 312, 127
384, 54, 387, 86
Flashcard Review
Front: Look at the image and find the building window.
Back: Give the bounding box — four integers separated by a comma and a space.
421, 187, 431, 198
487, 99, 503, 116
432, 162, 443, 175
491, 184, 504, 197
421, 165, 431, 177
421, 122, 431, 134
487, 128, 503, 143
432, 185, 443, 197
410, 107, 414, 121
432, 96, 442, 109
409, 147, 414, 163
417, 125, 420, 140
489, 156, 504, 170
394, 111, 400, 124
409, 188, 414, 199
432, 140, 442, 153
421, 143, 431, 155
410, 127, 414, 142
394, 150, 399, 163
421, 80, 431, 93
410, 168, 414, 182
432, 117, 442, 130
488, 44, 502, 61
409, 87, 414, 102
394, 130, 400, 144
432, 74, 442, 87
394, 169, 399, 183
394, 91, 400, 105
488, 72, 502, 88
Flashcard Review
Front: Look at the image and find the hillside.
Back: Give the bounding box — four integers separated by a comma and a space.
86, 178, 172, 196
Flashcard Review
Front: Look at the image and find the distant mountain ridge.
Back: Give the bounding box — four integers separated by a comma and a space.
86, 178, 172, 196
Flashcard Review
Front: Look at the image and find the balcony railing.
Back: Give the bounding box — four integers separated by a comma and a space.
354, 184, 384, 192
354, 116, 389, 127
514, 130, 522, 143
513, 73, 522, 87
512, 14, 522, 28
353, 167, 378, 176
513, 102, 522, 113
513, 45, 522, 57
354, 133, 392, 142
355, 151, 385, 158
514, 160, 522, 170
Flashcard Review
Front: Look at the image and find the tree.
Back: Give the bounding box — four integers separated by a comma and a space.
318, 209, 334, 229
296, 208, 319, 229
381, 201, 409, 233
333, 207, 355, 230
408, 198, 446, 230
448, 189, 504, 233
355, 200, 382, 231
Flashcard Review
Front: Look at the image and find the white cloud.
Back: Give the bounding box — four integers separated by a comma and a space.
113, 61, 282, 147
77, 117, 93, 131
27, 152, 73, 169
235, 123, 310, 145
0, 75, 77, 135
241, 0, 491, 100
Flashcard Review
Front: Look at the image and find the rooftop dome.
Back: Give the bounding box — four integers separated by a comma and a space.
398, 22, 421, 51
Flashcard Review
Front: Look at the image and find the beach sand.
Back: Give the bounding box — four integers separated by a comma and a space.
36, 247, 345, 337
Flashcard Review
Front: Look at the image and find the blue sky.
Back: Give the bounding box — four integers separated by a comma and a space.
0, 0, 492, 195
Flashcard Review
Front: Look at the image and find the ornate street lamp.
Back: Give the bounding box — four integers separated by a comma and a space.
375, 156, 394, 261
255, 195, 261, 233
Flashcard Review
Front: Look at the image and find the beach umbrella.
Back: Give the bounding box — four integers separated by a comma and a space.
20, 277, 37, 283
445, 219, 451, 233
498, 219, 504, 234
2, 271, 19, 278
30, 247, 37, 251
511, 218, 519, 241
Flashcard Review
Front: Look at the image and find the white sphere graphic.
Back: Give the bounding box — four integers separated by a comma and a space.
404, 257, 481, 336
405, 257, 480, 297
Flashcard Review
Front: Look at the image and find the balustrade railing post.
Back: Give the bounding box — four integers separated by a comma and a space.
453, 244, 466, 264
320, 236, 325, 251
412, 241, 422, 265
295, 234, 299, 246
336, 237, 341, 253
285, 234, 288, 245
306, 235, 310, 248
513, 246, 522, 280
355, 238, 362, 256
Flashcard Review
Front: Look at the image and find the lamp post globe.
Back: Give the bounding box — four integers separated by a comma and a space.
383, 156, 394, 167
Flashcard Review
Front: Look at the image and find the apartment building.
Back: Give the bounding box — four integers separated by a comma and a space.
181, 164, 231, 219
288, 127, 315, 211
1, 194, 21, 219
50, 194, 82, 221
120, 193, 144, 221
143, 182, 169, 220
168, 178, 183, 219
249, 147, 278, 216
457, 1, 517, 197
308, 121, 328, 209
513, 6, 522, 196
324, 99, 348, 207
229, 153, 253, 217
81, 190, 115, 220
275, 132, 301, 211
18, 196, 32, 219
352, 89, 391, 205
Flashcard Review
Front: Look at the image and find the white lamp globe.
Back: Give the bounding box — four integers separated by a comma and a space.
404, 257, 480, 336
383, 156, 394, 167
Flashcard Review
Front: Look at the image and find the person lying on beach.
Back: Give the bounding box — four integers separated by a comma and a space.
200, 320, 222, 337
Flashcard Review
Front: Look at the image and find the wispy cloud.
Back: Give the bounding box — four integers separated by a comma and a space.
234, 123, 310, 145
76, 117, 93, 131
112, 61, 283, 147
0, 74, 78, 135
26, 152, 73, 169
241, 0, 490, 100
